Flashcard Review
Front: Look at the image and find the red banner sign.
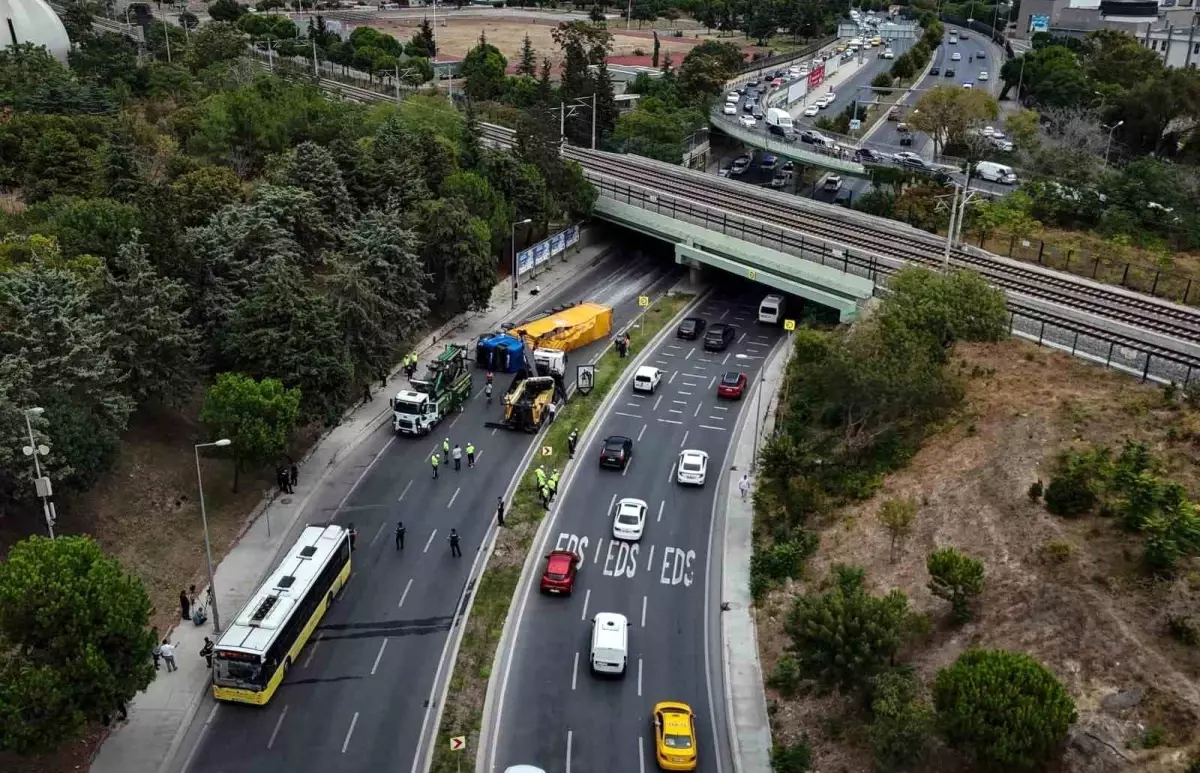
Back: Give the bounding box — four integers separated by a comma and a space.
807, 64, 826, 90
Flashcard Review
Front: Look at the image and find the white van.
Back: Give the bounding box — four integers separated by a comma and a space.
758, 294, 785, 324
632, 365, 663, 393
975, 161, 1017, 184
590, 612, 629, 676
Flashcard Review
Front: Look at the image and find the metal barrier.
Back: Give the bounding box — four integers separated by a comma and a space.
710, 114, 866, 173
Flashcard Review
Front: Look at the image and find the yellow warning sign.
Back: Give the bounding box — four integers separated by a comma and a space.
783, 319, 796, 331
449, 736, 466, 751
541, 446, 553, 456
747, 269, 757, 281
638, 295, 650, 308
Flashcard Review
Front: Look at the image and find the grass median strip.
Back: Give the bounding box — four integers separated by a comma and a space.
429, 292, 693, 773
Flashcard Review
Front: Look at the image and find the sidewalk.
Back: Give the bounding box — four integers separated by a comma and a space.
90, 233, 613, 773
721, 334, 793, 773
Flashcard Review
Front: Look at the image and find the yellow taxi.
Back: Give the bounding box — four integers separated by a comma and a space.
652, 701, 697, 770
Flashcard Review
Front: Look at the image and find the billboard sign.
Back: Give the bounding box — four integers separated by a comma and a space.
1028, 13, 1050, 32
807, 64, 826, 90
786, 80, 807, 104
517, 224, 581, 278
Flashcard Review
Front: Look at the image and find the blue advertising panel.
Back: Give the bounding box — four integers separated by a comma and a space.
533, 240, 550, 268
1029, 14, 1049, 32
550, 232, 565, 256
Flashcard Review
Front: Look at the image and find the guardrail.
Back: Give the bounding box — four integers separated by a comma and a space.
737, 35, 838, 75
592, 174, 1200, 386
710, 113, 866, 173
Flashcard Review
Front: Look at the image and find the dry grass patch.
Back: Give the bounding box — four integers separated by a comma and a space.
758, 339, 1200, 772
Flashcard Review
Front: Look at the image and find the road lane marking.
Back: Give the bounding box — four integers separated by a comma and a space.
668, 462, 676, 482
638, 657, 643, 696
666, 344, 680, 349
370, 639, 388, 675
335, 436, 396, 515
712, 405, 729, 411
397, 480, 412, 502
653, 395, 663, 411
655, 359, 669, 365
709, 375, 717, 389
593, 538, 603, 564
447, 487, 460, 508
700, 424, 727, 431
660, 351, 675, 357
615, 411, 642, 419
302, 636, 321, 668
723, 353, 730, 365
657, 501, 665, 522
625, 402, 642, 408
447, 413, 460, 429
680, 430, 689, 447
572, 652, 580, 690
678, 390, 693, 395
491, 427, 498, 436
669, 409, 683, 414
641, 595, 647, 627
639, 737, 646, 773
672, 400, 687, 405
341, 712, 359, 753
179, 704, 218, 773
694, 403, 702, 417
580, 588, 591, 621
423, 529, 438, 553
685, 347, 694, 360
266, 704, 289, 749
658, 418, 683, 425
720, 308, 729, 319
637, 423, 647, 442
622, 457, 633, 477
369, 520, 388, 547
647, 544, 655, 569
398, 578, 413, 609
566, 730, 574, 773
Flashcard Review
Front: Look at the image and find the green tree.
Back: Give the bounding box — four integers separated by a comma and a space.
678, 40, 744, 104
878, 267, 1008, 359
21, 127, 97, 203
908, 85, 1000, 157
535, 57, 555, 106
784, 565, 910, 691
200, 372, 301, 491
208, 0, 247, 21
869, 670, 933, 769
407, 199, 495, 313
890, 52, 916, 82
926, 547, 985, 623
68, 32, 140, 88
36, 196, 144, 260
169, 165, 245, 228
652, 31, 661, 68
411, 18, 437, 58
871, 70, 895, 94
934, 649, 1077, 768
461, 32, 509, 102
0, 536, 156, 754
277, 141, 356, 227
517, 33, 537, 77
99, 237, 199, 406
878, 497, 917, 562
186, 22, 251, 72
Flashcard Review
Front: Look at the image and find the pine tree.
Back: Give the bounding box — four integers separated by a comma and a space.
592, 59, 619, 147
462, 99, 484, 170
652, 31, 660, 68
100, 126, 142, 203
280, 141, 356, 227
535, 57, 554, 106
416, 17, 436, 59
518, 33, 537, 76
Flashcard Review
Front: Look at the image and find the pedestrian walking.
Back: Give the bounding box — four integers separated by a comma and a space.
539, 483, 551, 509
276, 466, 289, 494
395, 521, 406, 550
348, 523, 358, 551
431, 453, 440, 479
160, 639, 177, 672
152, 637, 162, 670
290, 462, 299, 489
615, 337, 626, 358
443, 437, 450, 461
739, 474, 751, 501
448, 529, 462, 558
534, 465, 546, 489
466, 442, 476, 467
623, 333, 632, 356
496, 497, 506, 527
547, 471, 559, 502
547, 401, 557, 424
200, 637, 214, 668
362, 383, 371, 404
452, 444, 463, 471
567, 429, 578, 458
179, 589, 191, 622
379, 369, 388, 389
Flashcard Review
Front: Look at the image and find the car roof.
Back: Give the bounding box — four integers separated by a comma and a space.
594, 612, 627, 629
605, 435, 632, 443
680, 449, 708, 462
722, 371, 744, 381
617, 497, 647, 510
709, 322, 731, 332
635, 365, 659, 375
547, 550, 574, 565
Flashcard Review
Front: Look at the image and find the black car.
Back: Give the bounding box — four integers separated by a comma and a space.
930, 66, 940, 75
747, 79, 761, 88
742, 101, 755, 113
897, 156, 931, 172
752, 106, 765, 120
703, 323, 736, 352
798, 129, 822, 144
855, 148, 886, 163
677, 317, 707, 340
944, 67, 955, 77
599, 435, 633, 470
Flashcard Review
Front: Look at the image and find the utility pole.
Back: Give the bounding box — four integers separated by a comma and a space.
942, 183, 959, 271
312, 37, 319, 77
163, 15, 171, 63
560, 101, 566, 152
590, 93, 597, 150
21, 407, 57, 538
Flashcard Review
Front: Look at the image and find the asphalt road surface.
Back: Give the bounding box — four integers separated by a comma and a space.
795, 37, 916, 130
490, 281, 787, 773
181, 246, 682, 773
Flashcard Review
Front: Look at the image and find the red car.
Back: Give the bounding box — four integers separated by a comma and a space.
540, 549, 579, 595
717, 371, 747, 399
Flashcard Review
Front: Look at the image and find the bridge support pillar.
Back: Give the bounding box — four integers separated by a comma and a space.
689, 263, 704, 287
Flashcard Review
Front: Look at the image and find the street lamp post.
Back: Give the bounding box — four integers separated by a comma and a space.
194, 439, 231, 633
510, 218, 533, 309
1103, 120, 1124, 167
21, 407, 57, 538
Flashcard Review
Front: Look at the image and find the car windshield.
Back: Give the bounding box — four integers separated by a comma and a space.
394, 399, 424, 415
605, 439, 628, 452
617, 510, 641, 525
547, 570, 566, 580
682, 460, 702, 472
664, 733, 694, 749
722, 373, 741, 385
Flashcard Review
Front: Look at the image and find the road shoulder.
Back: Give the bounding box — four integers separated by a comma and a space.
720, 330, 794, 773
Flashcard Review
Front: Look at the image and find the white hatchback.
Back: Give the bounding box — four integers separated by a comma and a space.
633, 366, 662, 394
803, 105, 819, 117
677, 450, 709, 486
722, 102, 737, 115
611, 497, 648, 541
738, 115, 756, 128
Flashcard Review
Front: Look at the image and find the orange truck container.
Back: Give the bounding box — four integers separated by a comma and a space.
512, 302, 614, 353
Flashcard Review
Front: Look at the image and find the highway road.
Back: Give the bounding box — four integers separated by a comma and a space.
488, 281, 787, 773
795, 38, 916, 130
179, 247, 682, 773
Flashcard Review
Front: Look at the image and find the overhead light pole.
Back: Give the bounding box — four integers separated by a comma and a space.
194, 439, 231, 633
510, 218, 533, 309
21, 407, 57, 538
1103, 120, 1124, 167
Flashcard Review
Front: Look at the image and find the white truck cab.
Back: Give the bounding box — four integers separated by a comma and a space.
532, 348, 567, 378
390, 389, 434, 435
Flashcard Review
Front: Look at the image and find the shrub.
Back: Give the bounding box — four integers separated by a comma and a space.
749, 532, 819, 599
927, 547, 985, 623
879, 497, 917, 562
1184, 380, 1200, 409
1141, 503, 1200, 574
1167, 614, 1199, 646
768, 654, 802, 696
784, 565, 910, 691
869, 670, 932, 769
934, 649, 1077, 769
1044, 448, 1110, 516
1039, 540, 1074, 564
772, 737, 813, 773
1027, 479, 1043, 502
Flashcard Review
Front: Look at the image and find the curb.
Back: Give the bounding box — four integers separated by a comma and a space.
476, 288, 709, 773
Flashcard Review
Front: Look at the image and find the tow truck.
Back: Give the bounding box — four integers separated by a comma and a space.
389, 344, 472, 435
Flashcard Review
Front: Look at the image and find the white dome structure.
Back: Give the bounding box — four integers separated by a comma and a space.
1, 0, 72, 64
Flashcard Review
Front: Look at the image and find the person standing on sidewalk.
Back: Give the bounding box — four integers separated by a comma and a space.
200, 637, 214, 668
431, 453, 440, 479
547, 401, 557, 424
534, 465, 546, 491
567, 429, 578, 458
160, 638, 177, 672
179, 589, 191, 622
152, 632, 162, 671
466, 442, 476, 467
447, 529, 462, 557
290, 461, 299, 490
395, 521, 406, 550
496, 496, 506, 527
452, 444, 463, 471
348, 523, 358, 551
739, 473, 751, 501
443, 437, 450, 461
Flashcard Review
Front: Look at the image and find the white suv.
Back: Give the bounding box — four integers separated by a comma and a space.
632, 366, 662, 393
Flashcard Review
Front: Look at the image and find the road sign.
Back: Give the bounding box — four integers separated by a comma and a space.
747, 269, 757, 281
783, 319, 796, 331
541, 446, 553, 456
638, 295, 650, 308
849, 119, 861, 131
449, 736, 466, 751
577, 363, 596, 395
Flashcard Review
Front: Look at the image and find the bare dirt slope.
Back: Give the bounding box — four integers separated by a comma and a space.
757, 339, 1200, 772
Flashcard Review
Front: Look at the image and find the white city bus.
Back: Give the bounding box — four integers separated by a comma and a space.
211, 524, 352, 705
